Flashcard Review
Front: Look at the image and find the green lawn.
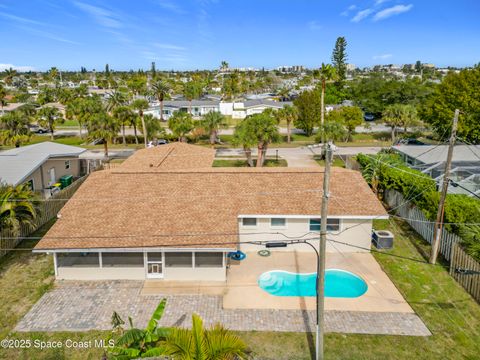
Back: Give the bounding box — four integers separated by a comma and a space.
1, 219, 479, 359
212, 159, 288, 167
314, 156, 346, 168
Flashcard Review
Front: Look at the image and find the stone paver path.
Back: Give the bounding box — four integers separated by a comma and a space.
16, 281, 430, 336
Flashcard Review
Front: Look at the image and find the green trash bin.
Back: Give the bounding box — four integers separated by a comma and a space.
59, 175, 73, 189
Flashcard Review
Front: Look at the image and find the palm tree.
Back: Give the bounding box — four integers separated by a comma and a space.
0, 183, 38, 235
131, 99, 150, 147
275, 105, 298, 143
200, 111, 227, 146
0, 85, 7, 115
87, 111, 120, 158
106, 90, 128, 113
233, 112, 280, 167
220, 60, 229, 71
3, 68, 17, 86
361, 153, 402, 195
138, 114, 164, 144
36, 106, 64, 140
113, 106, 135, 146
382, 104, 407, 143
319, 63, 337, 143
65, 98, 84, 138
151, 80, 170, 121
168, 111, 194, 142
162, 314, 248, 360
0, 110, 31, 147
109, 299, 169, 359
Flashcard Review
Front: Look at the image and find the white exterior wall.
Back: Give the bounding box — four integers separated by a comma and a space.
238, 217, 373, 253
219, 102, 233, 116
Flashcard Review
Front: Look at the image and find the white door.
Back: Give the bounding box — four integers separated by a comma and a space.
146, 252, 163, 279
48, 168, 56, 186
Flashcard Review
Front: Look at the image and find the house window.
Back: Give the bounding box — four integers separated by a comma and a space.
57, 253, 99, 267
65, 160, 71, 169
270, 218, 286, 228
195, 252, 223, 268
309, 219, 321, 231
242, 218, 257, 227
309, 219, 341, 232
165, 252, 193, 268
102, 253, 144, 267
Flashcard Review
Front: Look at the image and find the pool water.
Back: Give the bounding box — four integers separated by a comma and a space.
258, 269, 368, 298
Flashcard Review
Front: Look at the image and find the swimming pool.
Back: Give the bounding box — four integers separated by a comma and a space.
258, 269, 368, 298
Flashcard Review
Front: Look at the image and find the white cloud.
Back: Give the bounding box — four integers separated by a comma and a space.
0, 63, 35, 72
73, 1, 122, 28
341, 4, 357, 16
373, 53, 393, 60
375, 0, 389, 5
0, 11, 46, 26
308, 21, 322, 30
351, 9, 374, 22
373, 4, 413, 21
153, 43, 186, 50
155, 0, 185, 14
348, 5, 357, 10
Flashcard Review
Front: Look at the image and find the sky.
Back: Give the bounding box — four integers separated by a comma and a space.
0, 0, 479, 71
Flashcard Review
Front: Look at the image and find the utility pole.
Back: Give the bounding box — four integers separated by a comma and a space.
317, 141, 332, 360
430, 109, 459, 264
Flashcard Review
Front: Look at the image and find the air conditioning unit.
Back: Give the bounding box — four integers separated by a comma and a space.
372, 230, 394, 249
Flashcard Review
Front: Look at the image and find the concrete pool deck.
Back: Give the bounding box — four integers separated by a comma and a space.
222, 251, 413, 312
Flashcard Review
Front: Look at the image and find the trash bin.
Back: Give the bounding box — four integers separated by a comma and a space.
59, 175, 73, 189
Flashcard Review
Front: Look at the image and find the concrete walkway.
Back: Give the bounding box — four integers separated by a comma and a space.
16, 281, 430, 336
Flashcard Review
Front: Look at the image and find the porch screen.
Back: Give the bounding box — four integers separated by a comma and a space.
57, 253, 99, 267
165, 252, 193, 267
102, 253, 144, 267
195, 252, 223, 268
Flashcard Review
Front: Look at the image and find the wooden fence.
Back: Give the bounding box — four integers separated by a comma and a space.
450, 243, 480, 303
385, 189, 480, 303
384, 189, 462, 261
0, 176, 87, 258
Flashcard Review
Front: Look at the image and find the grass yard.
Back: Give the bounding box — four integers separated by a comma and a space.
1, 218, 479, 359
212, 159, 288, 167
314, 156, 346, 168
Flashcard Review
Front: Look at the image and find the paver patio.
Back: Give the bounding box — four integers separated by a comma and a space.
16, 281, 430, 336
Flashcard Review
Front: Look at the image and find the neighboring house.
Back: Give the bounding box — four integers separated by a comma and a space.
0, 102, 26, 114
146, 100, 220, 120
392, 144, 480, 197
0, 142, 86, 198
33, 142, 387, 281
221, 100, 292, 119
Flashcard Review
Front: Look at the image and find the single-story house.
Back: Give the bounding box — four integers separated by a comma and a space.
34, 143, 387, 282
0, 142, 86, 198
146, 100, 220, 120
392, 144, 480, 196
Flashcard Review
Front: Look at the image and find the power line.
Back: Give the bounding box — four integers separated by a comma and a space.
390, 214, 480, 226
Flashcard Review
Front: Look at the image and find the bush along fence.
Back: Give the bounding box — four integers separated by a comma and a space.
384, 189, 462, 261
450, 243, 480, 303
357, 152, 480, 303
0, 176, 87, 259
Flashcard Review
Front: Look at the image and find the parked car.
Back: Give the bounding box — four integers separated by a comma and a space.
394, 138, 425, 145
29, 124, 50, 134
363, 113, 375, 121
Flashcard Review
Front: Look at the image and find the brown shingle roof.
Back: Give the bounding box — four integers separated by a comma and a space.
35, 144, 387, 250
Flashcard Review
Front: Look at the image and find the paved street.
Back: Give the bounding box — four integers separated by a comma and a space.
16, 281, 430, 336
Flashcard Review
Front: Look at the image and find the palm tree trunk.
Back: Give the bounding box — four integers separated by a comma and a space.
256, 145, 264, 167
78, 121, 83, 139
133, 123, 138, 144
122, 124, 126, 146
210, 130, 216, 146
141, 114, 147, 148
160, 100, 164, 121
50, 124, 54, 141
287, 120, 291, 144
391, 126, 396, 143
244, 146, 253, 167
104, 141, 109, 158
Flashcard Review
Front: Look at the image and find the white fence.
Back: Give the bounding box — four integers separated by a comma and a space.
384, 189, 462, 261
